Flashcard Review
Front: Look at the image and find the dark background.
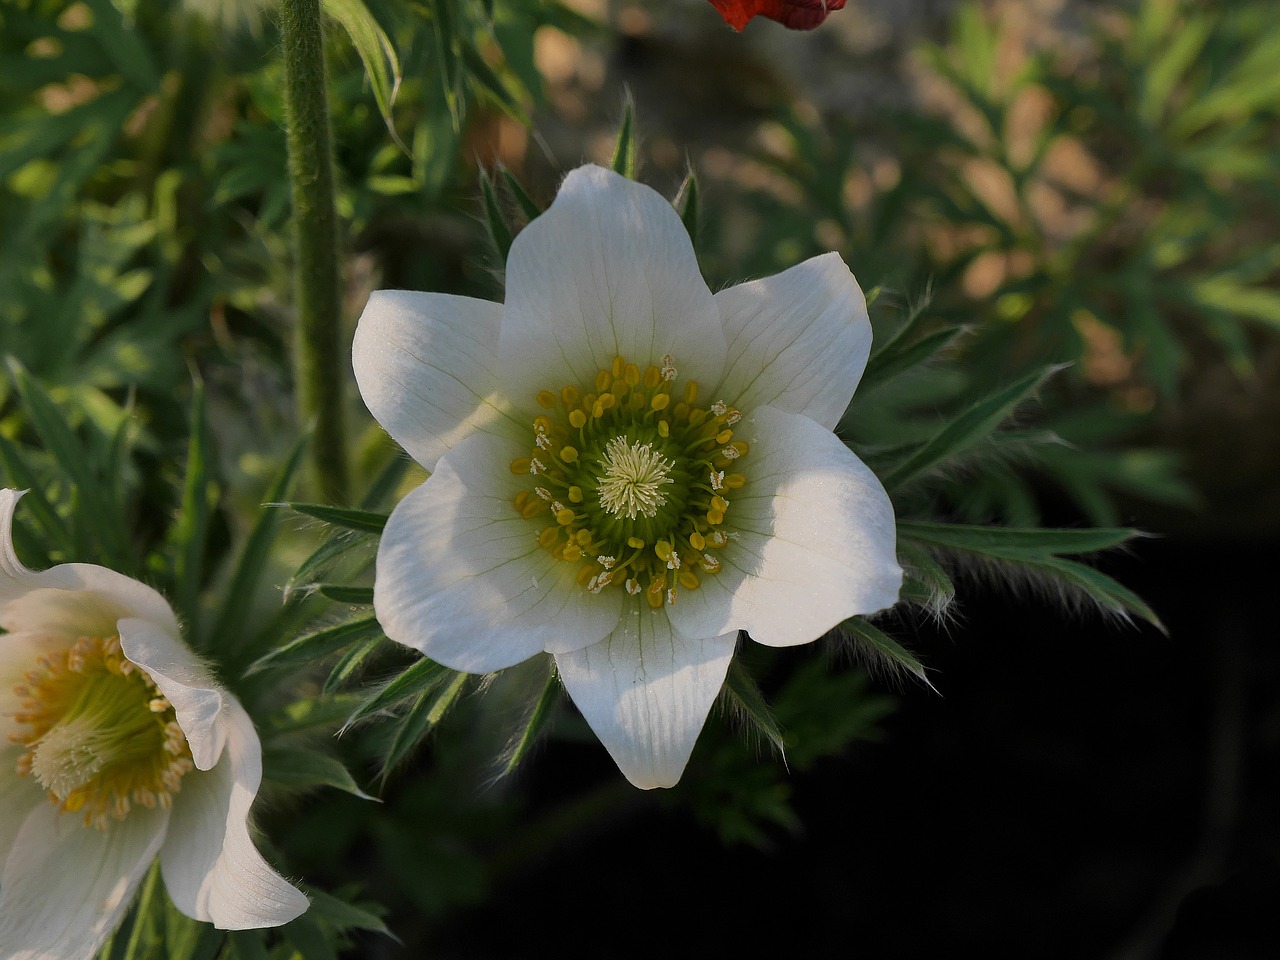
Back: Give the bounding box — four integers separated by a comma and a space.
413, 528, 1280, 960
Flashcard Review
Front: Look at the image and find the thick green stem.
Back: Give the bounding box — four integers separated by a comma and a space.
281, 0, 349, 504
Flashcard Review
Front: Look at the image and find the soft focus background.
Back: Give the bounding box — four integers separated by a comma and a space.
2, 0, 1278, 956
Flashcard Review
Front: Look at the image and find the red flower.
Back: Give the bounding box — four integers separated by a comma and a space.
708, 0, 846, 31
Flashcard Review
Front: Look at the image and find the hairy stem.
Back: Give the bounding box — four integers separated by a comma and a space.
281, 0, 349, 503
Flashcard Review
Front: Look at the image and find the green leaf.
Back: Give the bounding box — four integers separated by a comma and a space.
676, 170, 700, 250
883, 365, 1060, 489
249, 614, 384, 673
839, 617, 933, 688
499, 661, 560, 777
263, 746, 376, 800
458, 41, 529, 124
304, 887, 392, 938
323, 0, 404, 148
381, 671, 469, 775
0, 434, 73, 556
324, 637, 384, 693
317, 584, 374, 604
721, 658, 786, 757
286, 502, 388, 534
898, 519, 1137, 559
479, 164, 513, 261
207, 433, 309, 662
500, 164, 543, 222
170, 382, 213, 631
859, 324, 967, 393
344, 655, 453, 729
611, 95, 637, 179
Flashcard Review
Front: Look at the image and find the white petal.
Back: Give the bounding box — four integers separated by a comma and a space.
713, 253, 873, 430
0, 747, 44, 869
499, 165, 726, 403
555, 602, 737, 789
0, 801, 168, 960
669, 405, 902, 646
0, 488, 182, 638
119, 617, 228, 772
352, 290, 525, 473
374, 432, 622, 672
159, 697, 308, 930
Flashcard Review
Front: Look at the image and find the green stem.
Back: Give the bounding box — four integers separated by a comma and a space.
280, 0, 349, 504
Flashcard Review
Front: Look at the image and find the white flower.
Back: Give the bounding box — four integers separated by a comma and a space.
0, 490, 308, 959
353, 165, 902, 789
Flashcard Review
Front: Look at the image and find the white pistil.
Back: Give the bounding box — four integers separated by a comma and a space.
595, 437, 676, 520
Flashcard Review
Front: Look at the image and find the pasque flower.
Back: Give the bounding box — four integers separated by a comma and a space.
354, 165, 901, 789
0, 489, 308, 959
708, 0, 846, 31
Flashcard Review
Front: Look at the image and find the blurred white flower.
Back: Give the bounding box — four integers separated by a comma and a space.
354, 164, 901, 789
0, 489, 308, 959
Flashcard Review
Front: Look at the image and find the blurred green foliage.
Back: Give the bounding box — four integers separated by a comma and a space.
4, 0, 1270, 956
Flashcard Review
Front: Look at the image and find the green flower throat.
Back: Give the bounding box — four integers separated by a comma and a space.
511, 354, 749, 607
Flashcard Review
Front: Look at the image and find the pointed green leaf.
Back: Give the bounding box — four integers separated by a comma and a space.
323, 0, 404, 148
286, 502, 388, 534
249, 614, 383, 674
264, 746, 376, 800
344, 655, 453, 729
721, 658, 786, 756
840, 617, 933, 688
611, 96, 637, 178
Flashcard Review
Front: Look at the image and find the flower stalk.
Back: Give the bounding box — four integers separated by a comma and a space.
281, 0, 349, 503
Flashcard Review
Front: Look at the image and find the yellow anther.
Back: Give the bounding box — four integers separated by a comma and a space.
627, 536, 645, 550
725, 473, 746, 489
707, 508, 724, 525
534, 415, 555, 433
514, 490, 530, 510
595, 370, 611, 393
561, 446, 579, 463
711, 495, 730, 513
569, 409, 587, 429
592, 400, 606, 419
522, 500, 546, 519
654, 540, 674, 562
562, 385, 580, 407
678, 570, 701, 590
537, 390, 558, 409
673, 402, 690, 421
568, 486, 584, 503
598, 392, 616, 411
577, 566, 596, 587
731, 440, 749, 457
688, 409, 709, 426
716, 429, 733, 445
629, 393, 646, 411
657, 420, 669, 438
684, 381, 698, 404
510, 457, 532, 474
689, 531, 706, 550
614, 379, 630, 398
556, 508, 576, 526
643, 365, 661, 388
612, 355, 626, 378
563, 543, 583, 562
624, 363, 641, 386
651, 393, 670, 412
539, 527, 560, 548
582, 392, 597, 412
576, 529, 593, 546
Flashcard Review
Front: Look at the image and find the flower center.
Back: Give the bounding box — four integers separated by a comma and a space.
511, 354, 749, 607
596, 437, 675, 520
7, 635, 194, 830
